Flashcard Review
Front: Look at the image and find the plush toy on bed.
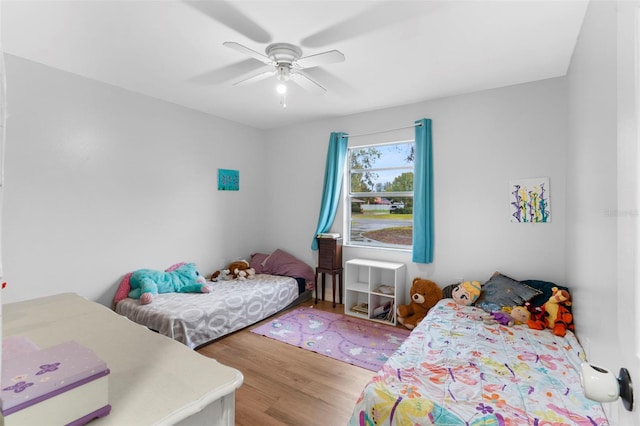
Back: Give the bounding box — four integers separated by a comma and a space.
442, 280, 482, 306
479, 311, 516, 326
506, 305, 531, 325
396, 278, 443, 330
210, 260, 256, 281
210, 268, 230, 281
128, 262, 212, 305
526, 287, 574, 337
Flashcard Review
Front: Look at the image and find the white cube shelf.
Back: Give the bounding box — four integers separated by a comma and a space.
344, 259, 406, 326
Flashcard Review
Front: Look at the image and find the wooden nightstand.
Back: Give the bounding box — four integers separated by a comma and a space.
315, 237, 343, 307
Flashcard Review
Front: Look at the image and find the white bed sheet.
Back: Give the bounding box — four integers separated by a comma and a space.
115, 273, 300, 349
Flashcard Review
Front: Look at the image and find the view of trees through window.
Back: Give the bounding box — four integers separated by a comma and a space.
347, 140, 414, 249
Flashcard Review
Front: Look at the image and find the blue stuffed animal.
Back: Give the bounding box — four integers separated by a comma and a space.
128, 263, 212, 305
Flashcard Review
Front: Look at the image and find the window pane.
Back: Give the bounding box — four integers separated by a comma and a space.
350, 170, 414, 193
350, 143, 413, 170
349, 142, 414, 193
349, 196, 413, 248
347, 141, 414, 250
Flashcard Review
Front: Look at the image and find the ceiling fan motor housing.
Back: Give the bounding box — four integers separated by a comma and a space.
266, 43, 303, 66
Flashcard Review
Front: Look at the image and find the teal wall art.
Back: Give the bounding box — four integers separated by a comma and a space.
218, 169, 239, 191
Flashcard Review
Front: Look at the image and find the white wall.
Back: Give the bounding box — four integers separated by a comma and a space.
265, 77, 568, 289
566, 0, 618, 364
0, 23, 6, 365
567, 1, 640, 424
3, 55, 267, 306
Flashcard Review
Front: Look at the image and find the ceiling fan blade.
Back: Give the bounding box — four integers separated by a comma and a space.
291, 71, 326, 95
224, 42, 274, 65
189, 59, 266, 86
303, 68, 358, 96
295, 50, 345, 69
233, 70, 276, 86
300, 1, 437, 48
184, 0, 271, 43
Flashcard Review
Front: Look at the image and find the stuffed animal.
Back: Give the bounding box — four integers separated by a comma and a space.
396, 278, 443, 330
472, 304, 532, 327
210, 260, 256, 281
449, 280, 482, 306
481, 311, 515, 326
524, 301, 544, 324
507, 305, 530, 325
128, 263, 211, 305
210, 268, 230, 281
527, 287, 574, 336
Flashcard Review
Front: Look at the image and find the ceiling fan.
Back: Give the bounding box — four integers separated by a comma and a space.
223, 41, 345, 96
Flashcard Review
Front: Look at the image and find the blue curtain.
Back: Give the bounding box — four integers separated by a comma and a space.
311, 132, 349, 250
412, 118, 434, 263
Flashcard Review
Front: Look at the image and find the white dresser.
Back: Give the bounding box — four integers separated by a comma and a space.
2, 293, 243, 425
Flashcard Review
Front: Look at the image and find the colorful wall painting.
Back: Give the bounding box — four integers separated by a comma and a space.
218, 169, 239, 191
510, 177, 550, 223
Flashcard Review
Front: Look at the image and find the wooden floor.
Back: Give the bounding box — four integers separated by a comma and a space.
197, 300, 379, 426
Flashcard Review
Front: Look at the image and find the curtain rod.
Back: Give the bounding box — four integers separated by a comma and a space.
340, 122, 422, 139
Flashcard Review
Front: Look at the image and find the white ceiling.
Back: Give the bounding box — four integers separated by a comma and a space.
1, 0, 588, 130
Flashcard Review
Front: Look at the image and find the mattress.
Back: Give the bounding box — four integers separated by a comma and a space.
349, 299, 608, 425
115, 273, 300, 349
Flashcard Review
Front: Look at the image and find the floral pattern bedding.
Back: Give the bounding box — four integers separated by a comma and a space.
349, 299, 608, 426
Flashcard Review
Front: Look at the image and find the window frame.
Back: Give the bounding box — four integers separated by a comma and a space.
344, 139, 415, 251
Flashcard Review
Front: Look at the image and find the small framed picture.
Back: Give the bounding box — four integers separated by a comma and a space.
218, 169, 239, 191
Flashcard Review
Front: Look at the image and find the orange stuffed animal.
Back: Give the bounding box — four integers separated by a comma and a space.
527, 287, 574, 336
396, 278, 443, 330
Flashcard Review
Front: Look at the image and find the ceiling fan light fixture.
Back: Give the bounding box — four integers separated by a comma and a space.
276, 64, 291, 82
276, 83, 287, 94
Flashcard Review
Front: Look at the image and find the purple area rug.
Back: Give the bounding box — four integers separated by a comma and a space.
250, 307, 411, 371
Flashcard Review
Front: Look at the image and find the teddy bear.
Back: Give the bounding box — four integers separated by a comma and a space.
396, 278, 443, 330
210, 260, 256, 281
526, 287, 574, 336
128, 262, 212, 305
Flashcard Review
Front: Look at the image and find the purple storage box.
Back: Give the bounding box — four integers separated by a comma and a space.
1, 340, 110, 423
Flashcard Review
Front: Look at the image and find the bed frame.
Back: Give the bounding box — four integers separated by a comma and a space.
2, 293, 243, 425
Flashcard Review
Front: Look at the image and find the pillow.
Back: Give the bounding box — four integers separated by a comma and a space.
262, 249, 315, 285
475, 272, 542, 313
441, 283, 459, 300
521, 279, 572, 309
112, 272, 133, 309
249, 253, 271, 274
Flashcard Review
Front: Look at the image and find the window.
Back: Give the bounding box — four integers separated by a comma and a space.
346, 140, 414, 249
